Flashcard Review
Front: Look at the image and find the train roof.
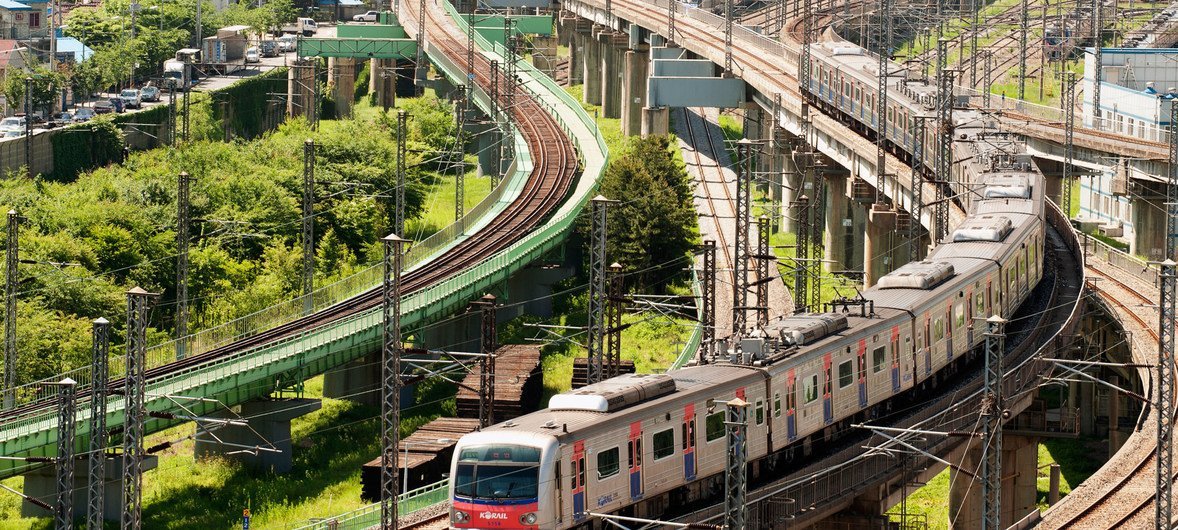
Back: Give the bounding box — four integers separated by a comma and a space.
863, 258, 990, 310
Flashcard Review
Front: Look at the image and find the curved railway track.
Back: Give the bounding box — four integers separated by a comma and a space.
0, 1, 579, 430
1048, 264, 1178, 528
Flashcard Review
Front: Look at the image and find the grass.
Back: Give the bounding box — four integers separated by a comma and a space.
404, 164, 492, 241
892, 437, 1106, 528
0, 375, 456, 530
562, 84, 628, 154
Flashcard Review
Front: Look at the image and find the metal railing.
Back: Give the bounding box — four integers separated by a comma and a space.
1081, 231, 1158, 287
289, 479, 450, 530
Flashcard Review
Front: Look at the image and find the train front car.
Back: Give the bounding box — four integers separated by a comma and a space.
449, 431, 558, 529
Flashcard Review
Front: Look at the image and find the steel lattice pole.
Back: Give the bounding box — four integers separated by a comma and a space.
981, 316, 1006, 530
3, 210, 18, 410
935, 40, 953, 246
55, 378, 77, 530
666, 0, 676, 45
380, 234, 408, 530
122, 287, 155, 530
176, 172, 192, 360
733, 140, 752, 335
87, 318, 110, 530
587, 196, 612, 385
489, 59, 501, 190
876, 0, 891, 205
1156, 103, 1178, 530
416, 0, 425, 81
909, 116, 926, 262
794, 194, 810, 314
756, 217, 770, 327
970, 0, 979, 86
607, 262, 623, 378
456, 85, 467, 226
724, 0, 733, 74
701, 240, 716, 365
809, 169, 824, 313
396, 111, 408, 237
724, 398, 749, 530
477, 294, 496, 428
1018, 0, 1028, 101
984, 50, 993, 109
302, 139, 316, 315
1092, 0, 1103, 130
1062, 72, 1076, 217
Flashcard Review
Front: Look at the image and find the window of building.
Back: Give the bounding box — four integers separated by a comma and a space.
872, 346, 886, 373
652, 429, 675, 460
706, 411, 725, 442
838, 360, 853, 388
29, 13, 40, 28
597, 447, 619, 479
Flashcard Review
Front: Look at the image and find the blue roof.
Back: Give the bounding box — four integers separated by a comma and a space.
55, 36, 92, 62
339, 0, 364, 5
0, 0, 32, 11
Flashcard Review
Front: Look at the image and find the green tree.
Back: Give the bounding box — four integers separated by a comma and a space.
4, 68, 65, 116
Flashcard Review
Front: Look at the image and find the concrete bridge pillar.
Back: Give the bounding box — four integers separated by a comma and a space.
532, 36, 559, 77
948, 441, 982, 529
583, 27, 604, 106
324, 351, 381, 407
600, 33, 627, 118
194, 398, 322, 474
569, 24, 585, 86
288, 58, 316, 121
371, 58, 398, 110
779, 140, 801, 233
642, 106, 669, 136
1080, 377, 1096, 436
333, 57, 357, 118
621, 46, 649, 136
1001, 434, 1041, 525
824, 172, 850, 274
1109, 374, 1123, 453
22, 455, 159, 519
864, 205, 896, 288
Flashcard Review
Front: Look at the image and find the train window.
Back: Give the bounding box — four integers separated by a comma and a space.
653, 429, 675, 460
976, 291, 985, 315
774, 393, 782, 417
682, 423, 688, 450
1008, 267, 1016, 293
838, 360, 853, 388
570, 459, 577, 489
872, 346, 886, 373
755, 399, 765, 425
706, 412, 726, 442
597, 447, 620, 479
1030, 242, 1037, 276
956, 303, 965, 329
579, 457, 586, 489
1020, 252, 1027, 285
804, 374, 819, 403
934, 318, 944, 342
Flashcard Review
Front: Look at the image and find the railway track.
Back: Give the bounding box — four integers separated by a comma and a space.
0, 0, 580, 436
1047, 263, 1178, 528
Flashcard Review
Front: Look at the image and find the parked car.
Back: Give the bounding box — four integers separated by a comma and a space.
260, 40, 278, 57
353, 10, 379, 21
140, 85, 161, 102
49, 112, 73, 126
119, 89, 142, 109
245, 46, 260, 63
73, 108, 96, 121
110, 97, 125, 113
93, 100, 114, 114
0, 116, 25, 133
278, 35, 297, 52
1, 130, 21, 139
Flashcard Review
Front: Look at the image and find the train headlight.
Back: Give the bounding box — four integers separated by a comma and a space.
451, 509, 469, 523
520, 512, 538, 525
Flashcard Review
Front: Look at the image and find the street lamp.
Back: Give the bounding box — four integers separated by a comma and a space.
401, 438, 454, 494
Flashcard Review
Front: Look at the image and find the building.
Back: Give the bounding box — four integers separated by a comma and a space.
0, 0, 48, 40
1082, 47, 1178, 140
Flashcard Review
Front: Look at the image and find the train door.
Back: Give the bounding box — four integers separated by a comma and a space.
857, 340, 868, 408
572, 441, 586, 522
682, 404, 697, 481
944, 302, 954, 361
891, 326, 901, 393
966, 288, 975, 346
555, 459, 563, 525
786, 369, 797, 440
628, 422, 643, 501
924, 316, 933, 376
823, 354, 834, 425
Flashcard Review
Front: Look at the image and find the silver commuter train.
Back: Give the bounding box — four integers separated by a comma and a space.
448, 30, 1049, 530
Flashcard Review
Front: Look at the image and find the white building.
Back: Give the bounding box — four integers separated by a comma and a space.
1083, 47, 1178, 139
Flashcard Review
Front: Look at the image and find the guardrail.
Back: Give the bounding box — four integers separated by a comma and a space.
1081, 231, 1158, 287
290, 479, 450, 530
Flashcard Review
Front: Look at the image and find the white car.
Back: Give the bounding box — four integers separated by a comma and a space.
278, 35, 297, 52
245, 46, 260, 63
353, 10, 379, 22
120, 89, 142, 109
0, 116, 26, 133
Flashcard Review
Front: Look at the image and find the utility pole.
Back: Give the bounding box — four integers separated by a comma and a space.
1156, 103, 1178, 530
700, 240, 716, 365
733, 139, 752, 334
981, 316, 1007, 530
182, 64, 191, 140
724, 397, 750, 530
476, 294, 496, 428
455, 85, 467, 226
876, 0, 891, 205
756, 216, 770, 327
587, 196, 613, 385
302, 140, 315, 315
25, 77, 32, 178
606, 262, 623, 378
1018, 0, 1028, 101
87, 318, 110, 530
970, 0, 979, 85
724, 0, 733, 75
794, 194, 810, 314
54, 377, 77, 530
666, 0, 677, 45
1062, 72, 1076, 217
908, 116, 927, 262
176, 172, 193, 360
501, 18, 517, 174
415, 0, 426, 84
984, 50, 993, 109
3, 210, 21, 410
122, 287, 157, 530
396, 111, 408, 236
48, 1, 56, 71
1092, 0, 1104, 130
489, 59, 501, 190
379, 234, 408, 530
194, 0, 202, 49
934, 40, 953, 246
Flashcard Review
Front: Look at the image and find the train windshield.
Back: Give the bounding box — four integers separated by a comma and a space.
454, 444, 541, 500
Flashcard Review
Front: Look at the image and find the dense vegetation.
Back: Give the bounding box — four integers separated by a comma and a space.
2, 95, 457, 388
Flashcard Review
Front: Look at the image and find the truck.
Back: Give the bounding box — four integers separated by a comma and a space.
278, 17, 318, 37
200, 25, 249, 74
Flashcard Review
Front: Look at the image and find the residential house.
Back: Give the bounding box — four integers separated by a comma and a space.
0, 0, 48, 40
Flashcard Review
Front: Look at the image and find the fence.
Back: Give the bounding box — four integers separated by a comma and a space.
289, 480, 450, 530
